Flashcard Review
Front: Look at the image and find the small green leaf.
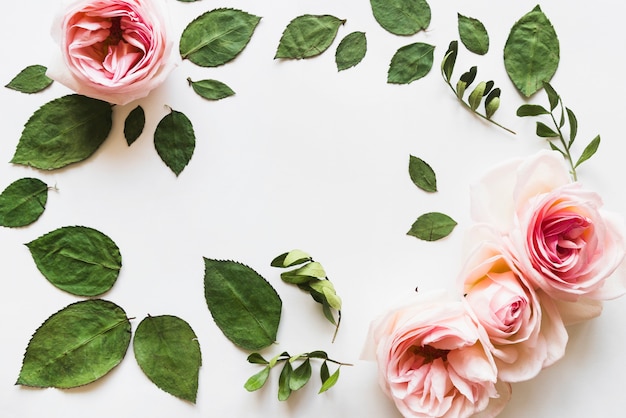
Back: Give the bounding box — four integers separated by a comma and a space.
0, 178, 48, 227
124, 105, 145, 146
543, 82, 560, 111
468, 81, 487, 110
335, 31, 367, 71
407, 212, 457, 241
154, 109, 195, 176
441, 41, 458, 83
370, 0, 431, 35
278, 361, 293, 401
485, 88, 501, 119
320, 360, 330, 383
289, 359, 312, 391
457, 14, 489, 55
308, 351, 328, 360
11, 95, 112, 170
244, 366, 271, 391
575, 135, 600, 168
133, 315, 201, 403
319, 367, 340, 393
271, 249, 312, 268
275, 15, 345, 60
388, 42, 434, 85
459, 66, 477, 85
566, 107, 578, 145
247, 353, 269, 365
16, 299, 130, 388
281, 262, 327, 284
180, 8, 261, 67
516, 104, 550, 117
188, 78, 235, 101
309, 280, 341, 311
203, 258, 282, 351
408, 155, 437, 193
5, 65, 53, 93
536, 121, 559, 138
27, 226, 122, 296
504, 5, 560, 97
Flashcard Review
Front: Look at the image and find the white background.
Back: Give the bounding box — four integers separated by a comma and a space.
1, 0, 625, 417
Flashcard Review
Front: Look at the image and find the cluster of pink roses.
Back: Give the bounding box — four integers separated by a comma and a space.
364, 150, 626, 418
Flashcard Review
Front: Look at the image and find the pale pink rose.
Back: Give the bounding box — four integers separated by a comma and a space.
362, 290, 510, 418
459, 229, 567, 382
470, 151, 626, 321
47, 0, 174, 105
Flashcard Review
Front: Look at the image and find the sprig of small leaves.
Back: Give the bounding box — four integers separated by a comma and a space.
441, 41, 514, 134
271, 250, 342, 342
517, 82, 599, 181
244, 350, 351, 400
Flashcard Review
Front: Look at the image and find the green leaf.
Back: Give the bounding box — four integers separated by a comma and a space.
180, 8, 261, 67
575, 135, 600, 168
543, 82, 560, 111
5, 65, 53, 93
247, 353, 269, 365
320, 360, 330, 383
485, 88, 501, 119
124, 105, 145, 146
203, 258, 282, 350
278, 361, 293, 401
387, 42, 435, 85
11, 94, 112, 170
309, 280, 341, 311
407, 212, 457, 241
26, 226, 122, 296
154, 109, 195, 176
133, 315, 201, 403
457, 14, 489, 55
370, 0, 431, 35
457, 66, 477, 98
271, 249, 312, 268
319, 366, 340, 393
441, 41, 458, 83
281, 262, 327, 284
188, 78, 235, 101
289, 359, 312, 391
566, 107, 578, 145
275, 15, 345, 60
408, 155, 437, 193
244, 366, 271, 391
504, 5, 559, 97
536, 121, 559, 138
308, 350, 328, 360
468, 81, 487, 110
516, 104, 550, 117
0, 177, 48, 227
335, 31, 367, 71
16, 299, 130, 388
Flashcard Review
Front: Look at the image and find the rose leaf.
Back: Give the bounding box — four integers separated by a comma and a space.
188, 78, 235, 101
458, 14, 489, 55
370, 0, 431, 35
5, 65, 53, 94
154, 109, 196, 176
124, 105, 145, 146
408, 155, 437, 192
388, 42, 435, 84
335, 31, 367, 71
407, 212, 457, 241
0, 177, 48, 227
275, 15, 345, 60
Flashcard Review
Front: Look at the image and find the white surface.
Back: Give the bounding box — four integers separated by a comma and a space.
1, 1, 625, 417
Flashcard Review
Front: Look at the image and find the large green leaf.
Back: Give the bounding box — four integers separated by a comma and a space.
335, 31, 367, 71
5, 65, 53, 94
275, 15, 345, 59
154, 109, 195, 176
370, 0, 430, 35
504, 5, 559, 97
458, 14, 489, 55
133, 315, 202, 403
11, 94, 112, 170
0, 177, 48, 227
26, 226, 122, 296
180, 8, 261, 67
407, 212, 457, 241
16, 299, 131, 388
203, 258, 282, 350
388, 42, 435, 84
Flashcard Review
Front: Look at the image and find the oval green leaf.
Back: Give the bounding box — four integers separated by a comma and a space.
0, 177, 48, 227
270, 249, 312, 268
278, 361, 293, 401
370, 0, 431, 35
180, 8, 261, 67
275, 15, 345, 60
11, 94, 112, 170
244, 365, 270, 391
516, 104, 550, 117
16, 299, 131, 388
26, 226, 122, 296
504, 5, 559, 97
124, 105, 145, 146
5, 65, 53, 93
458, 14, 489, 55
203, 258, 282, 350
408, 155, 437, 192
289, 359, 312, 391
188, 78, 235, 100
575, 135, 600, 168
407, 212, 457, 241
335, 31, 367, 71
387, 42, 434, 85
154, 109, 196, 176
319, 366, 340, 393
133, 315, 202, 403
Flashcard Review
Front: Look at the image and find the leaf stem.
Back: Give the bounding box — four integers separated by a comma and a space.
548, 108, 577, 181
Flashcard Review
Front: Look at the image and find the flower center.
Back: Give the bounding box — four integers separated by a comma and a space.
412, 345, 450, 363
108, 17, 123, 45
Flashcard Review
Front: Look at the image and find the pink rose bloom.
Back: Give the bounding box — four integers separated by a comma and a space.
471, 150, 626, 321
460, 228, 567, 382
48, 0, 174, 105
362, 290, 510, 418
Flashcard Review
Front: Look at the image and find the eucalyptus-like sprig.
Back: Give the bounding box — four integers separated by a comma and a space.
244, 350, 352, 400
271, 250, 342, 342
517, 82, 600, 181
441, 41, 515, 135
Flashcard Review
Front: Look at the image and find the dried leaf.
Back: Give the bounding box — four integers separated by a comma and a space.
275, 15, 345, 59
458, 14, 489, 55
124, 105, 145, 146
370, 0, 431, 35
407, 212, 457, 241
154, 109, 195, 176
188, 78, 235, 100
5, 65, 53, 93
335, 31, 367, 71
408, 155, 437, 192
0, 177, 48, 227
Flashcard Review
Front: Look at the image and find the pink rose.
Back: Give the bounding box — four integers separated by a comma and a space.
362, 290, 510, 418
470, 151, 626, 321
48, 0, 174, 105
459, 228, 567, 382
